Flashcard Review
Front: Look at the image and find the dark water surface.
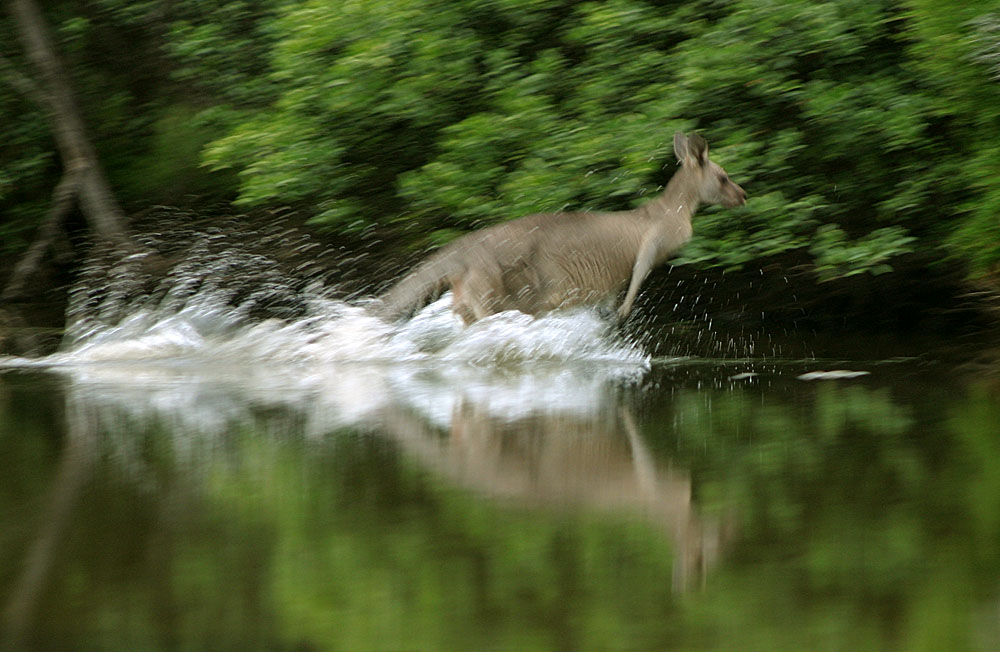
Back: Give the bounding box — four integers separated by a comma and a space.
2, 346, 998, 651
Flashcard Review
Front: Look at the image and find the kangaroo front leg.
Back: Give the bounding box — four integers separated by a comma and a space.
617, 237, 660, 319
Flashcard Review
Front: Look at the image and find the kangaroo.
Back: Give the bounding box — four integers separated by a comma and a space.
378, 401, 727, 592
375, 132, 746, 324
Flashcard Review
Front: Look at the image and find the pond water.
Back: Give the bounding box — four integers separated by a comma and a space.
1, 238, 999, 651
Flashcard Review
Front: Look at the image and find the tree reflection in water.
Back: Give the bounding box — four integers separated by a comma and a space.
2, 359, 999, 651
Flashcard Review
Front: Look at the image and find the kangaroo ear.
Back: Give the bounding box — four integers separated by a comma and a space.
687, 134, 709, 166
673, 132, 689, 164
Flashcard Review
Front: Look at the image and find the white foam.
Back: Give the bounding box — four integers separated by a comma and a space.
54, 292, 649, 370
4, 291, 648, 433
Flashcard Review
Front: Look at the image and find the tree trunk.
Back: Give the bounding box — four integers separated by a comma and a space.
2, 0, 138, 301
1, 395, 97, 648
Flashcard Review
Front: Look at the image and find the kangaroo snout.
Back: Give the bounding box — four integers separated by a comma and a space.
722, 183, 746, 208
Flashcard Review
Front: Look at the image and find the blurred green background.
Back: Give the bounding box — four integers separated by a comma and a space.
2, 0, 999, 294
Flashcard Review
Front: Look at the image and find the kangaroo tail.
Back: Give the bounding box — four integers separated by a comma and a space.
372, 254, 459, 322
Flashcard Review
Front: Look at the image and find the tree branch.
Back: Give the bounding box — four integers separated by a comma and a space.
8, 0, 134, 249
1, 168, 82, 301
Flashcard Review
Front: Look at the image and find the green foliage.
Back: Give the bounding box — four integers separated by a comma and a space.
3, 0, 1000, 283
905, 2, 1000, 277
810, 224, 916, 281
0, 98, 53, 252
0, 18, 54, 253
190, 0, 996, 280
0, 0, 277, 226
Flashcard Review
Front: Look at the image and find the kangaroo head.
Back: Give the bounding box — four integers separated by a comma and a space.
674, 131, 746, 208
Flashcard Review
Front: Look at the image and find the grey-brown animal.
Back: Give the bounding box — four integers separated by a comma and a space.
375, 132, 746, 324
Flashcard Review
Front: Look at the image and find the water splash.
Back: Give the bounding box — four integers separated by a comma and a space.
0, 217, 651, 439
11, 214, 649, 379
39, 292, 649, 439
51, 291, 647, 370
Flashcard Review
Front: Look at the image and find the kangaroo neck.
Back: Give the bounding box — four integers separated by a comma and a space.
638, 168, 700, 222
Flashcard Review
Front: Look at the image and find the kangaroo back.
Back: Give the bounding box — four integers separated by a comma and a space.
374, 131, 745, 324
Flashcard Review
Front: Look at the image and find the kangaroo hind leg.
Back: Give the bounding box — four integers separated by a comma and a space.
451, 270, 498, 325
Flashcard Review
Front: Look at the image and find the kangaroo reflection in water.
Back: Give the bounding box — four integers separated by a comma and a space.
2, 359, 726, 646
378, 398, 724, 592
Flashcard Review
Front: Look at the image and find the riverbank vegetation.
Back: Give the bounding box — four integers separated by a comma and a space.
2, 0, 999, 330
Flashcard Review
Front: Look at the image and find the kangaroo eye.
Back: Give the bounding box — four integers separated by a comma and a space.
718, 173, 728, 184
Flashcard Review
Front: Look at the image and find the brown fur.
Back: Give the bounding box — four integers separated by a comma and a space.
375, 132, 746, 323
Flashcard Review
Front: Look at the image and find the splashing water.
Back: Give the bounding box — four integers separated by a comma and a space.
53, 291, 648, 371
0, 219, 651, 432
5, 217, 649, 386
